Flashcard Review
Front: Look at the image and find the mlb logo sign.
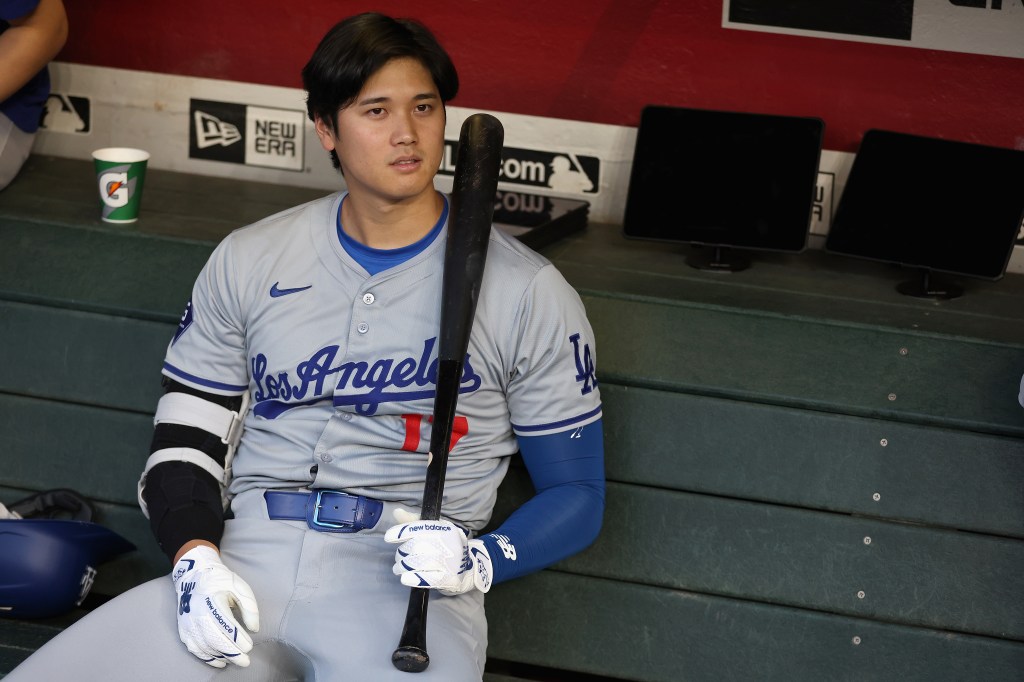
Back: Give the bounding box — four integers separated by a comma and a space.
39, 93, 90, 134
439, 140, 601, 196
189, 99, 305, 171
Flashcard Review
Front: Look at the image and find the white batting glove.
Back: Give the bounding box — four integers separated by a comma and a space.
171, 545, 260, 668
385, 518, 493, 596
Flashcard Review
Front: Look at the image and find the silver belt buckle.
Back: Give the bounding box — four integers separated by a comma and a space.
311, 490, 354, 530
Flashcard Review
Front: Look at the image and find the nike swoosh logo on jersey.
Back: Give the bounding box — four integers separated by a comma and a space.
269, 282, 312, 298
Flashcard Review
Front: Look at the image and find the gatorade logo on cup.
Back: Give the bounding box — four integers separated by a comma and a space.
91, 148, 150, 224
99, 169, 131, 208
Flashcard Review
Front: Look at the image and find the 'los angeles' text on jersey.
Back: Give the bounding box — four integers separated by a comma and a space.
251, 337, 482, 418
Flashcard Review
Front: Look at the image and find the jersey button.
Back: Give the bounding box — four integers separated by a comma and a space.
362, 293, 375, 305
320, 453, 333, 463
357, 322, 369, 334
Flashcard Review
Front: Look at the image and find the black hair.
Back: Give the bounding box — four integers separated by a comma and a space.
302, 12, 459, 171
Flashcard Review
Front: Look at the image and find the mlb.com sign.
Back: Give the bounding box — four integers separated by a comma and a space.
438, 140, 600, 195
189, 99, 304, 171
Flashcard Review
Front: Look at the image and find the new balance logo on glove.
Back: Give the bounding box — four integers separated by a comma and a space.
179, 581, 196, 615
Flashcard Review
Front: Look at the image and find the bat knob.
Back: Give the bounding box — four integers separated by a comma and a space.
392, 645, 430, 673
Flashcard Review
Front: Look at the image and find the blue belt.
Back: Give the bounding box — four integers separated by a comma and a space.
264, 490, 383, 533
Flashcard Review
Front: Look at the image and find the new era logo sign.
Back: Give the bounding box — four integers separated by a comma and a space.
194, 110, 242, 149
190, 100, 246, 164
189, 99, 304, 171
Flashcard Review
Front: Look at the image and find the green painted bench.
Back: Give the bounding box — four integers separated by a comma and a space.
2, 155, 1023, 680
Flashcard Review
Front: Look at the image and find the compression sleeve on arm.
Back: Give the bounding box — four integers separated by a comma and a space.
478, 418, 605, 584
141, 379, 243, 562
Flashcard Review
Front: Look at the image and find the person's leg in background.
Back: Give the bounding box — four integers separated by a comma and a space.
0, 112, 35, 190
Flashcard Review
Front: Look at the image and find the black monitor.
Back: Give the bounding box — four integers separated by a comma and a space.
827, 129, 1024, 299
622, 105, 824, 271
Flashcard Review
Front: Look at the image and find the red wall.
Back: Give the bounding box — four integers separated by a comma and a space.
59, 0, 1023, 153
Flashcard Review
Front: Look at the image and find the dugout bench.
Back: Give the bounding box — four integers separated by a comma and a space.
1, 155, 1023, 681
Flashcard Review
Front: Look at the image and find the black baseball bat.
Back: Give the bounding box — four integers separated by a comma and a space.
392, 113, 504, 673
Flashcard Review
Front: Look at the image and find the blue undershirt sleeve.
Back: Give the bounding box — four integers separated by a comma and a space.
478, 418, 605, 584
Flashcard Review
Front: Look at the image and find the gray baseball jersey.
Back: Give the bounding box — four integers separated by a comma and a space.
163, 190, 602, 529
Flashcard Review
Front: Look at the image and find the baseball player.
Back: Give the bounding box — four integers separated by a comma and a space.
7, 12, 604, 681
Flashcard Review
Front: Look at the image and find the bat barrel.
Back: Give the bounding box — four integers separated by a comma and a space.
440, 114, 504, 364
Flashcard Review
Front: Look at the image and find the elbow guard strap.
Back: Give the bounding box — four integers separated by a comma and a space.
153, 391, 246, 444
138, 390, 249, 517
139, 447, 226, 519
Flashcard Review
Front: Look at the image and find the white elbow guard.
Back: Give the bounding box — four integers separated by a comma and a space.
137, 390, 250, 517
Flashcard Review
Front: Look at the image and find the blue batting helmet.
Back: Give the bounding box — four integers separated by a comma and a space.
0, 490, 136, 619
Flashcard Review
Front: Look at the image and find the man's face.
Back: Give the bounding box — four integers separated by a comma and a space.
315, 57, 445, 206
